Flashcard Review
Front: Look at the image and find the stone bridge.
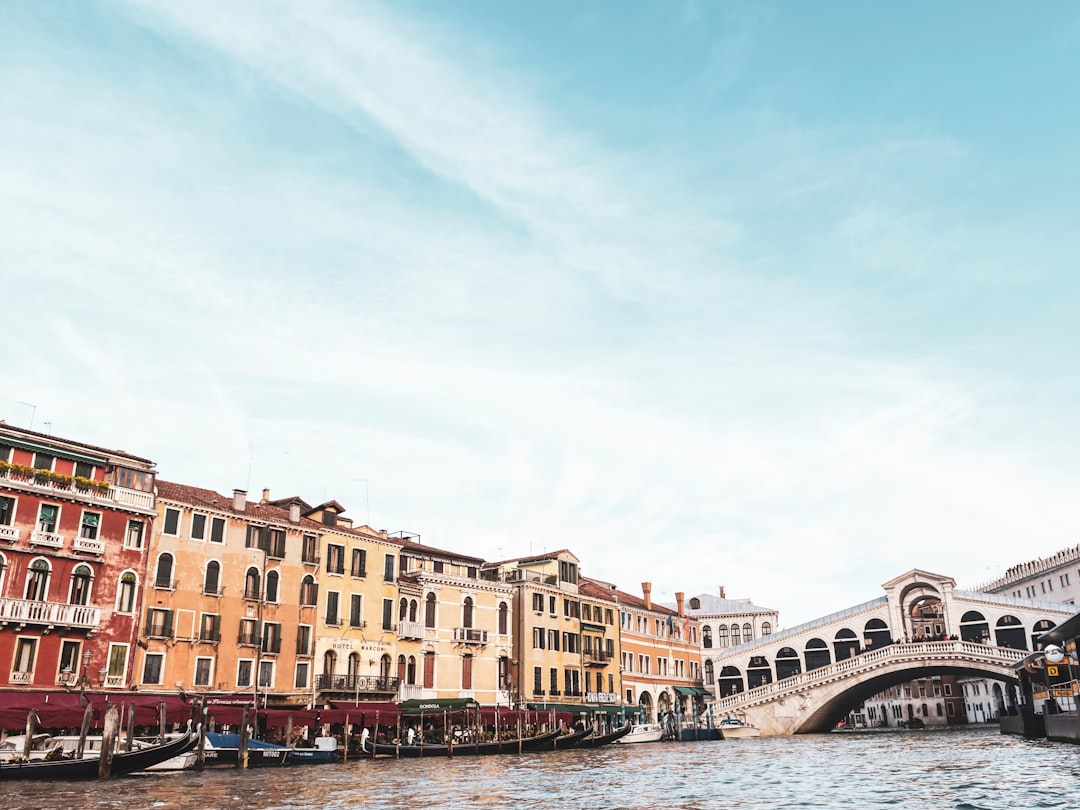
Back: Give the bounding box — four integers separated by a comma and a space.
702, 569, 1077, 735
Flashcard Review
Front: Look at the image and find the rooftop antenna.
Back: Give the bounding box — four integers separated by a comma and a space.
17, 401, 36, 430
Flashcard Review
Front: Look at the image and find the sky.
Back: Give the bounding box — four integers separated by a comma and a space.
3, 1, 1080, 626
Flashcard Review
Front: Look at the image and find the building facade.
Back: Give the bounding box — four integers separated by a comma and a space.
0, 423, 157, 692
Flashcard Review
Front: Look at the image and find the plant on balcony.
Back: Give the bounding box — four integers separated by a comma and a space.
74, 475, 110, 492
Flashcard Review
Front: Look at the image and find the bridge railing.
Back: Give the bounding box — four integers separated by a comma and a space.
716, 597, 889, 658
714, 640, 1025, 710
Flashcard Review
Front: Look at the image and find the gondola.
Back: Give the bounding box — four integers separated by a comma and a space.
573, 722, 633, 748
361, 726, 565, 758
0, 727, 198, 781
530, 723, 595, 751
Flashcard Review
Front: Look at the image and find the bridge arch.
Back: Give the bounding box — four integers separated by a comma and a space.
805, 637, 831, 671
717, 665, 743, 697
833, 628, 860, 661
959, 610, 990, 642
748, 655, 772, 688
863, 618, 892, 651
775, 647, 801, 680
994, 614, 1027, 649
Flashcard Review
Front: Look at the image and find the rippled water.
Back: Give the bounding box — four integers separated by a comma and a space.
5, 727, 1078, 810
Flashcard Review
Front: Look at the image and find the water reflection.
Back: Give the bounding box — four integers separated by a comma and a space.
4, 728, 1079, 810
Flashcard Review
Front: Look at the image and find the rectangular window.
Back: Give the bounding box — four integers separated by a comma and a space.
558, 560, 578, 584
125, 519, 144, 549
246, 524, 263, 549
239, 619, 259, 645
350, 594, 364, 628
258, 661, 274, 688
351, 548, 367, 577
549, 667, 559, 695
532, 592, 544, 612
37, 503, 58, 533
382, 598, 393, 631
383, 554, 395, 582
107, 644, 128, 681
549, 595, 556, 615
302, 534, 319, 563
467, 566, 477, 579
142, 653, 164, 685
74, 461, 93, 478
325, 591, 341, 626
162, 508, 180, 536
13, 637, 37, 674
433, 560, 444, 573
209, 517, 225, 543
33, 452, 54, 471
262, 622, 282, 654
191, 513, 207, 540
193, 660, 211, 686
0, 495, 15, 526
265, 528, 286, 559
237, 659, 253, 688
462, 655, 473, 690
326, 544, 345, 575
146, 608, 175, 639
533, 667, 543, 694
199, 613, 221, 642
533, 627, 545, 649
58, 640, 81, 679
79, 511, 100, 539
423, 652, 435, 689
548, 629, 560, 651
295, 662, 310, 689
296, 625, 312, 656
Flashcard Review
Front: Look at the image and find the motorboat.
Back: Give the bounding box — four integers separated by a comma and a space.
717, 717, 761, 739
612, 722, 664, 744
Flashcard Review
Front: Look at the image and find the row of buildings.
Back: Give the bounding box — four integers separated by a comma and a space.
0, 421, 776, 726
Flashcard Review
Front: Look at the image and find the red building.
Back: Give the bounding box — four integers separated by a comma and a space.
0, 422, 157, 694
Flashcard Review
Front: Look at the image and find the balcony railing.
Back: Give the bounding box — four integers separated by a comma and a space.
314, 674, 399, 694
398, 620, 425, 640
9, 670, 34, 684
0, 597, 100, 629
73, 536, 106, 555
30, 530, 64, 548
399, 683, 424, 701
453, 628, 488, 645
0, 525, 20, 542
0, 466, 153, 511
583, 651, 611, 667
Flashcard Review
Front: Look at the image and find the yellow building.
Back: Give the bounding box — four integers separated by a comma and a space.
482, 550, 599, 712
278, 497, 403, 706
396, 537, 514, 706
139, 484, 318, 707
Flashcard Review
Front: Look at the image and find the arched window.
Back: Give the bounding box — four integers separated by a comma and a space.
25, 558, 50, 601
498, 602, 508, 635
702, 625, 713, 648
425, 593, 436, 628
397, 654, 407, 682
689, 597, 701, 610
761, 622, 773, 636
743, 623, 753, 642
300, 575, 317, 606
407, 655, 417, 684
323, 650, 337, 675
265, 570, 280, 603
348, 652, 360, 677
154, 553, 174, 589
245, 567, 261, 600
380, 654, 392, 681
717, 625, 729, 647
704, 659, 714, 684
204, 561, 221, 596
463, 596, 474, 628
731, 624, 742, 645
399, 597, 409, 621
409, 599, 418, 623
117, 571, 137, 613
69, 564, 93, 605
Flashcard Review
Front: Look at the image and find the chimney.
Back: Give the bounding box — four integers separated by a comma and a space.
675, 591, 685, 616
232, 489, 247, 512
261, 488, 270, 504
289, 503, 301, 523
641, 582, 652, 610
719, 585, 726, 599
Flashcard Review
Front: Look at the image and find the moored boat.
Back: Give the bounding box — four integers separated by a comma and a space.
717, 717, 761, 739
199, 732, 290, 766
361, 726, 564, 758
575, 722, 633, 748
0, 728, 198, 781
612, 722, 664, 744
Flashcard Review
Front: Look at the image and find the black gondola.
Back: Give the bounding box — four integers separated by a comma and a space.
573, 722, 633, 748
361, 726, 566, 758
0, 728, 198, 781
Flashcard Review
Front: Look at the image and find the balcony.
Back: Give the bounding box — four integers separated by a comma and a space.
453, 628, 488, 645
399, 683, 424, 701
29, 530, 64, 549
73, 535, 106, 555
0, 465, 154, 512
398, 620, 425, 640
238, 632, 260, 646
0, 597, 100, 630
153, 578, 177, 591
314, 674, 399, 696
9, 670, 34, 684
0, 525, 19, 542
583, 651, 611, 667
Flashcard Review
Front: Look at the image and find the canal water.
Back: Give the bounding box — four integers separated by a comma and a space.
4, 726, 1076, 810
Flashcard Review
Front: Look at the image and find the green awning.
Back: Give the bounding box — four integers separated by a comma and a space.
580, 623, 605, 633
674, 686, 711, 697
398, 698, 479, 714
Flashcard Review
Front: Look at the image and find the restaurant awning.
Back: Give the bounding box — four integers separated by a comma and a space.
674, 686, 711, 697
398, 698, 479, 715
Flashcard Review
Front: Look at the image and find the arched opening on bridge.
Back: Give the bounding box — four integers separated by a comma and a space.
775, 647, 801, 680
747, 656, 772, 688
863, 618, 892, 651
959, 610, 990, 643
909, 595, 945, 640
717, 666, 743, 697
995, 615, 1028, 650
805, 638, 831, 671
1031, 619, 1056, 650
834, 628, 860, 661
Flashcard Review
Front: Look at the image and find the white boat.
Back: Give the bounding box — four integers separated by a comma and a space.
613, 722, 664, 744
717, 717, 760, 739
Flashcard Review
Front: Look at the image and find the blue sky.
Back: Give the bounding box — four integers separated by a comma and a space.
3, 1, 1079, 624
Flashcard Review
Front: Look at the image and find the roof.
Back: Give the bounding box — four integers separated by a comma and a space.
578, 577, 619, 603
156, 480, 324, 529
613, 587, 679, 617
0, 420, 155, 466
670, 593, 778, 616
482, 548, 579, 569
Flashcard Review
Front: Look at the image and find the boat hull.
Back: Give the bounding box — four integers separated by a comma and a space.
613, 723, 664, 744
0, 729, 198, 781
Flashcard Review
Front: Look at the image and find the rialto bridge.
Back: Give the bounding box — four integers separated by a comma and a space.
703, 569, 1076, 735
